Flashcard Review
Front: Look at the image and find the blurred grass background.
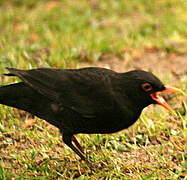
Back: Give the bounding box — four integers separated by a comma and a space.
0, 0, 187, 179
0, 0, 187, 69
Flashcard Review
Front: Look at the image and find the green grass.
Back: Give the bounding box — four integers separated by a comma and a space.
0, 0, 187, 179
1, 0, 187, 70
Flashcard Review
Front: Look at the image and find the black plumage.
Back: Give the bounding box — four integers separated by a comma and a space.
0, 67, 179, 160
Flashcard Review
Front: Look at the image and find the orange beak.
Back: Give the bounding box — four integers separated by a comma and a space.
150, 86, 185, 115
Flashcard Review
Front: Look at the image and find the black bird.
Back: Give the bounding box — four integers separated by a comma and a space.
0, 67, 183, 160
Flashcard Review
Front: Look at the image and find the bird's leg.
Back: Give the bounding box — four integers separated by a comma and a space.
63, 134, 86, 161
63, 134, 96, 168
72, 135, 84, 154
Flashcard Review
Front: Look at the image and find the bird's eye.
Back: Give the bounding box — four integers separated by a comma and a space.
141, 83, 153, 92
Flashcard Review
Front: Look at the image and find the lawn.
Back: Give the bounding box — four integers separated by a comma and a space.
0, 0, 187, 179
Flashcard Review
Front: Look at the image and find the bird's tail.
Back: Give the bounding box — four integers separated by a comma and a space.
0, 68, 26, 107
0, 82, 29, 108
0, 82, 55, 122
1, 67, 20, 76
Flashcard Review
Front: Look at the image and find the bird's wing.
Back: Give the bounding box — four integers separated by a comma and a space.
6, 67, 116, 118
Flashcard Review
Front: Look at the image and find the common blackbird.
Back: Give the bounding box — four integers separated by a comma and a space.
0, 67, 183, 160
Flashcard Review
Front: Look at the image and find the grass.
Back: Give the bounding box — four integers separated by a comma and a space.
0, 0, 187, 179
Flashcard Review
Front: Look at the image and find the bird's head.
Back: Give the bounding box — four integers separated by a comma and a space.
122, 70, 184, 114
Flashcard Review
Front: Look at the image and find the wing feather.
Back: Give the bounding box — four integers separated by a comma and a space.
6, 67, 117, 118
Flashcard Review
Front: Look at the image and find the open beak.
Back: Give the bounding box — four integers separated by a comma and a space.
150, 86, 185, 115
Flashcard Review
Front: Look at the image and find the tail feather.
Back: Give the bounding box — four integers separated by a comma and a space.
1, 67, 21, 76
2, 73, 15, 76
0, 82, 55, 124
6, 67, 21, 76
